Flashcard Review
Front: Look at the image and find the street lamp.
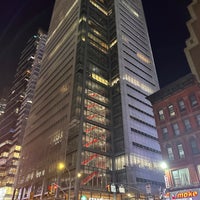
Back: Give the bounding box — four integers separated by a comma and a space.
57, 162, 71, 200
160, 161, 169, 199
160, 162, 168, 170
57, 163, 82, 200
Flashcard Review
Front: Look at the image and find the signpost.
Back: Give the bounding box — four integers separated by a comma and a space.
118, 185, 125, 194
111, 184, 117, 193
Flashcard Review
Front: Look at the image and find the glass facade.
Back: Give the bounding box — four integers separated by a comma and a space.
15, 0, 163, 199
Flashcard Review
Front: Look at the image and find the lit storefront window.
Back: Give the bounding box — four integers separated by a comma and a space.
172, 168, 190, 187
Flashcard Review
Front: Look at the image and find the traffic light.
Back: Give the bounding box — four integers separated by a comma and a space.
53, 184, 58, 190
106, 184, 111, 192
48, 185, 53, 195
47, 184, 58, 195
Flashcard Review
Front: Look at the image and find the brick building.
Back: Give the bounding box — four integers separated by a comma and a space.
147, 73, 200, 199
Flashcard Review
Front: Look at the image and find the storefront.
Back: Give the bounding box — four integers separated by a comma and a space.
164, 188, 200, 200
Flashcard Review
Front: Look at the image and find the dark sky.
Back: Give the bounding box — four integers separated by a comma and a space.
143, 0, 191, 87
0, 0, 191, 97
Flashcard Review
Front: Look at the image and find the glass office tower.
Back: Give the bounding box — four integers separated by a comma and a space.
0, 31, 46, 200
16, 1, 163, 199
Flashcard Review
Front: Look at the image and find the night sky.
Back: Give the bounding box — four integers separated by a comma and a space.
0, 0, 192, 97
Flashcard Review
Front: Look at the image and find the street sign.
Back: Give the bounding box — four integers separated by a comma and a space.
111, 184, 116, 193
119, 185, 125, 193
146, 183, 151, 194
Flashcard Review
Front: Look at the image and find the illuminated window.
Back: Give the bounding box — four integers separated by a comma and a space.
111, 77, 119, 86
16, 145, 21, 151
1, 152, 9, 157
136, 52, 151, 64
89, 40, 107, 53
115, 155, 127, 170
172, 168, 190, 187
168, 104, 175, 117
79, 16, 87, 23
110, 39, 117, 48
129, 153, 160, 170
86, 89, 108, 103
92, 28, 101, 36
91, 73, 108, 86
81, 36, 86, 41
158, 109, 165, 120
88, 33, 108, 51
16, 108, 19, 114
123, 74, 154, 94
13, 152, 20, 158
26, 70, 31, 74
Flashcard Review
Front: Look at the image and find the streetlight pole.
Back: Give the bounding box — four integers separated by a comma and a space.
57, 162, 82, 200
65, 168, 71, 200
57, 162, 72, 200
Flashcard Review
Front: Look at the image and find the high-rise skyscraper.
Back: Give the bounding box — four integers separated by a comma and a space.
16, 1, 163, 199
0, 30, 46, 200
